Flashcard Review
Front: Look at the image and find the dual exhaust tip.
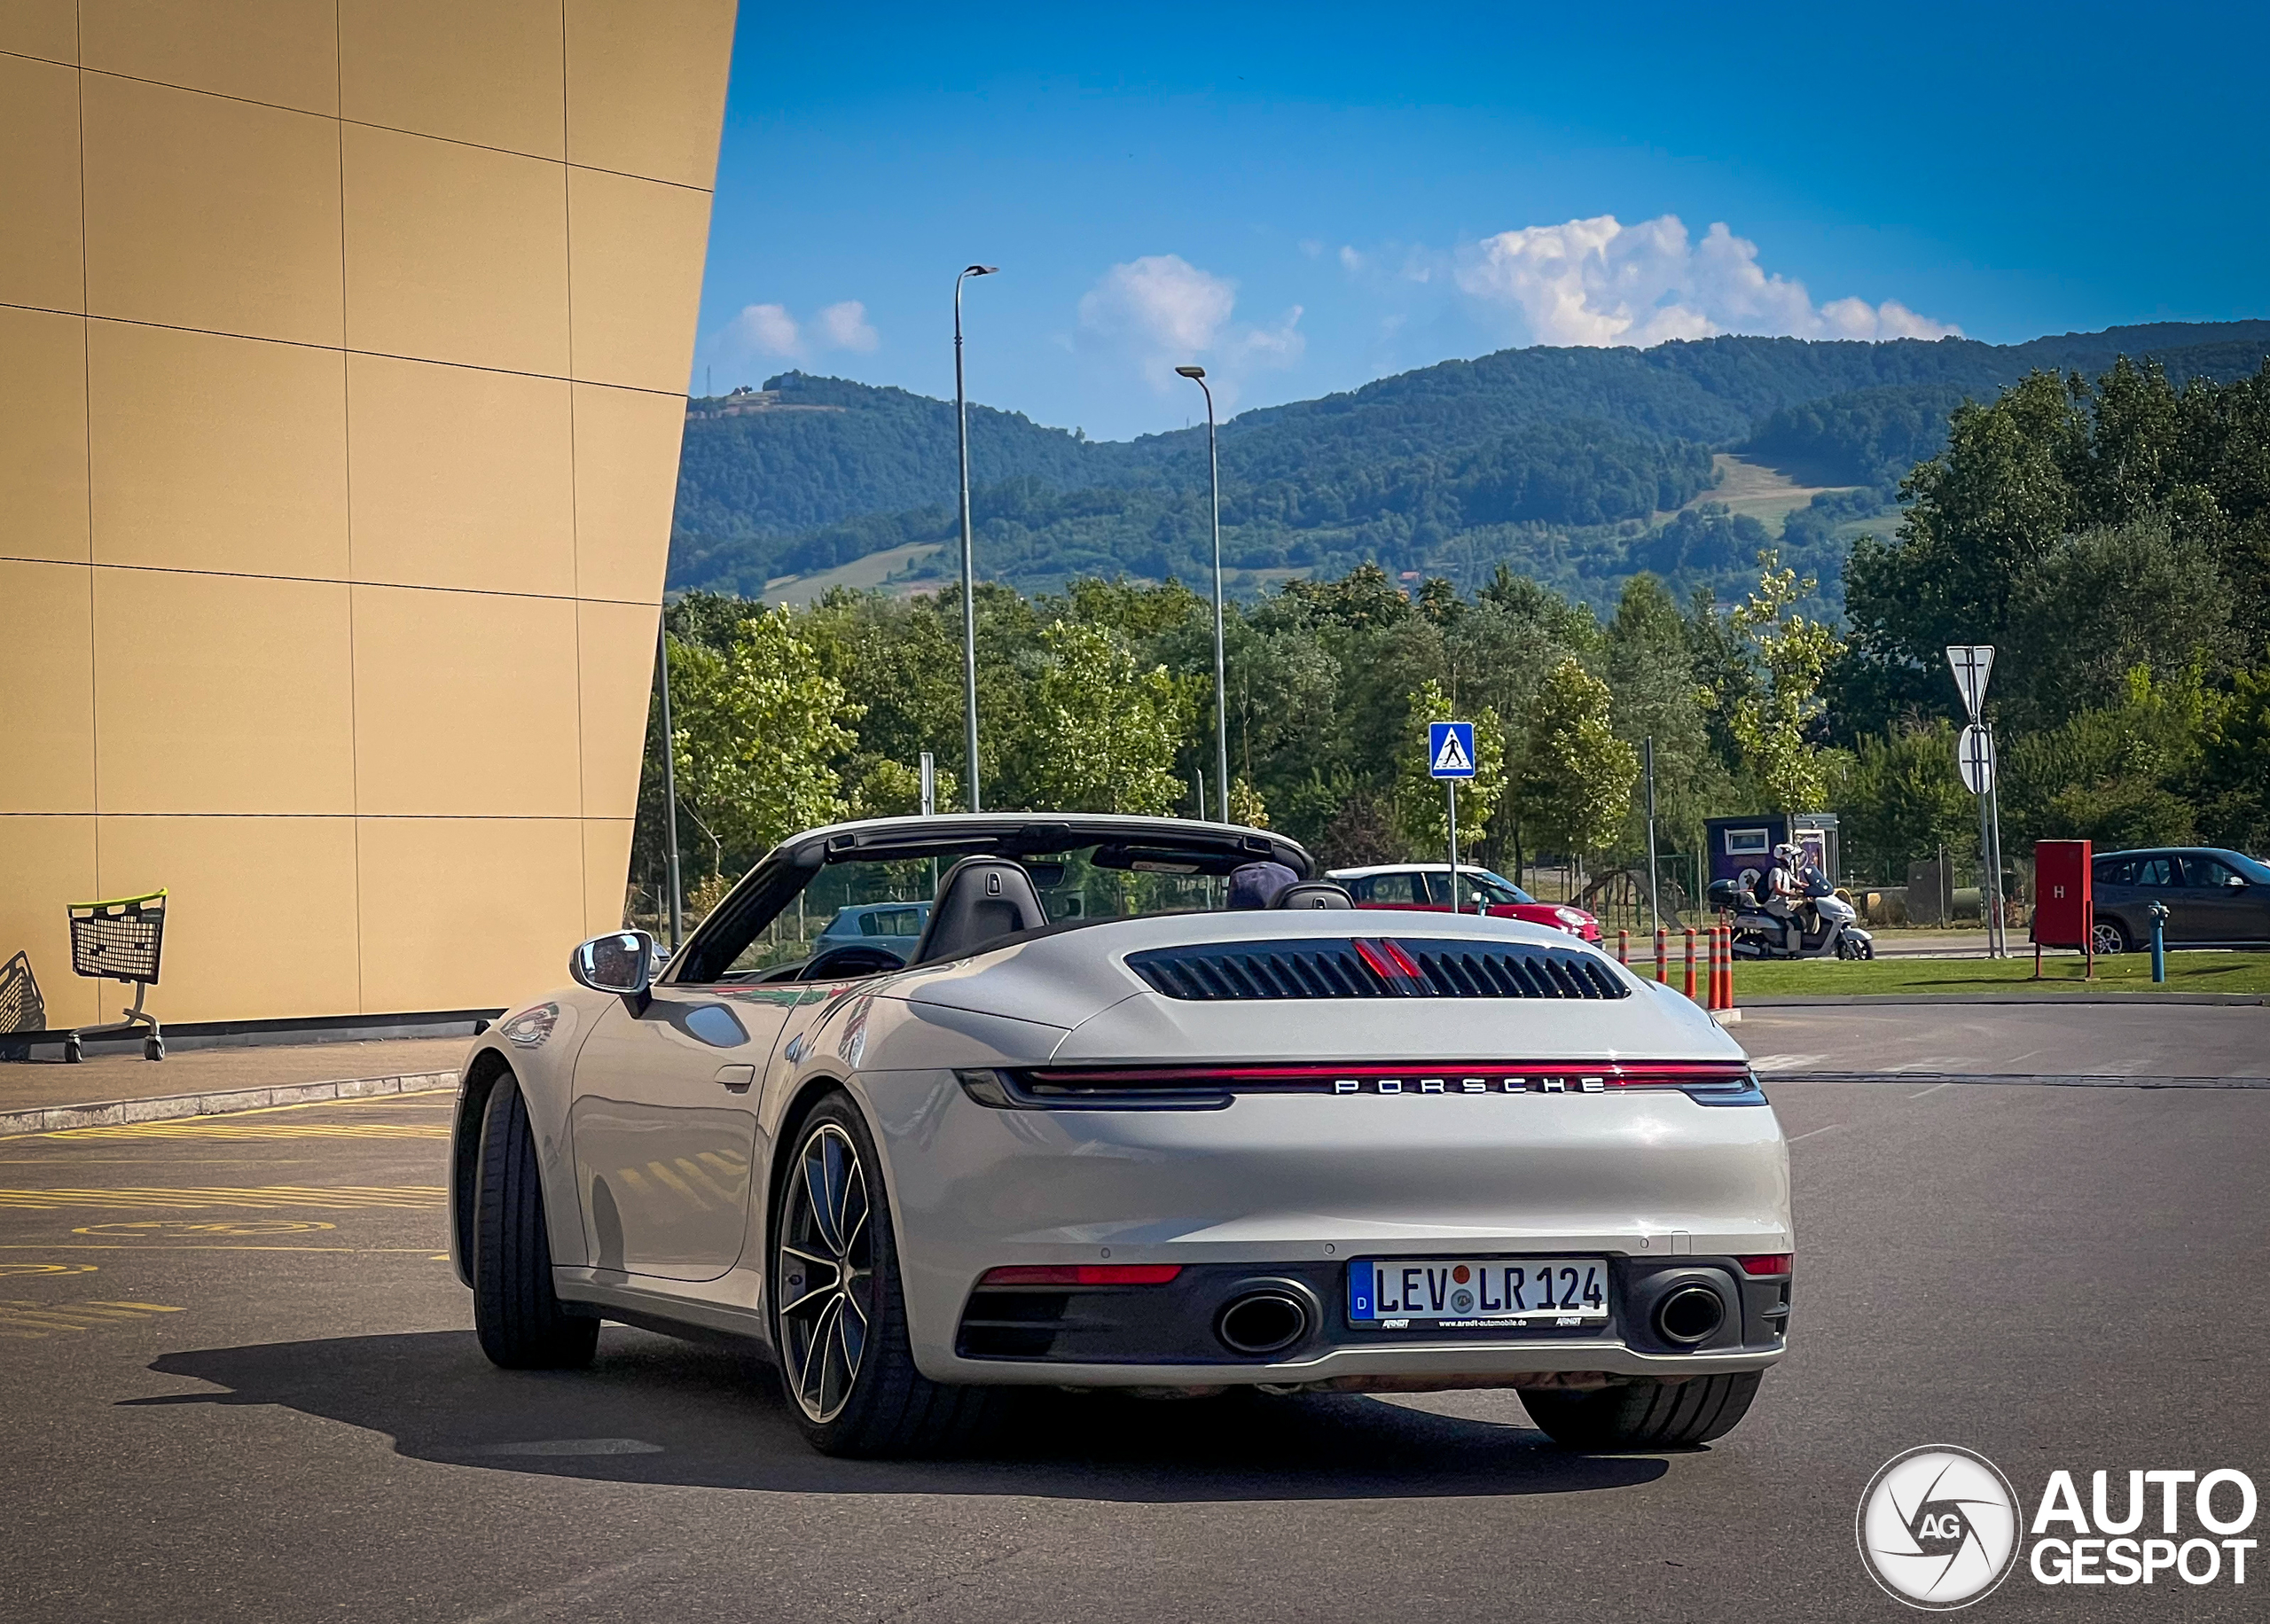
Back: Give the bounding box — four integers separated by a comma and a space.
1217, 1277, 1728, 1356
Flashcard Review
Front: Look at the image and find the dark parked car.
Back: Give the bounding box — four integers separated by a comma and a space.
2090, 847, 2270, 953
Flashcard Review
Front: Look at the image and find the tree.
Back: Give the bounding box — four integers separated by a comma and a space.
2000, 666, 2205, 849
666, 607, 862, 860
1716, 550, 1843, 812
1023, 621, 1193, 814
1515, 657, 1640, 866
1839, 721, 1977, 881
2200, 664, 2270, 851
1606, 573, 1723, 861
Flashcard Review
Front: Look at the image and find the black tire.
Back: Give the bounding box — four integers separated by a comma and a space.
472, 1075, 599, 1370
771, 1090, 1003, 1457
2092, 917, 2130, 956
1522, 1371, 1763, 1450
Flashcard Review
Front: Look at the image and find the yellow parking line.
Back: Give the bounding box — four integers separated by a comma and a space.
0, 1186, 445, 1211
43, 1122, 449, 1141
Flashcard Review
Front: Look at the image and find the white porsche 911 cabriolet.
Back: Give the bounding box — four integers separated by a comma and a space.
450, 814, 1792, 1457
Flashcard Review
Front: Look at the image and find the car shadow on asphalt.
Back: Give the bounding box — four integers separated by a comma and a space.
127, 1326, 1673, 1502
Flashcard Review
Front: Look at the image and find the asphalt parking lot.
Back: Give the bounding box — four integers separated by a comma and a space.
3, 1014, 2266, 1622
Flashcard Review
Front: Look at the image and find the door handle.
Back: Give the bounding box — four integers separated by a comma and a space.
714, 1064, 755, 1093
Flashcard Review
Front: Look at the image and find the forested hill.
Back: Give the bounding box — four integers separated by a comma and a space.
669, 321, 2270, 606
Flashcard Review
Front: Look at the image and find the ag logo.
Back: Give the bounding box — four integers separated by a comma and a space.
1857, 1445, 2020, 1610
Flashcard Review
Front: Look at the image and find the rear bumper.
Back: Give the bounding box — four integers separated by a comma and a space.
855, 1069, 1793, 1387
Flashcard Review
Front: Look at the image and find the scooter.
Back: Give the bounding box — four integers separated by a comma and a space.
1708, 876, 1875, 960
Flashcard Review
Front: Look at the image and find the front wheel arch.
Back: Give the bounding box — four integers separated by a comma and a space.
451, 1047, 516, 1278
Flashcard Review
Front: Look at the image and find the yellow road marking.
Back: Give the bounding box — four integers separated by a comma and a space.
0, 1089, 457, 1142
0, 1244, 445, 1253
43, 1122, 449, 1141
0, 1262, 98, 1276
0, 1298, 184, 1339
0, 1185, 444, 1211
74, 1220, 337, 1237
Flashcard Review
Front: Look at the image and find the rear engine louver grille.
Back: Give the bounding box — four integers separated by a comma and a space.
1126, 939, 1629, 1001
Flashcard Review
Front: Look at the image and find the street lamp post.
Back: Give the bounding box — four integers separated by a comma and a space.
954, 264, 998, 813
1175, 365, 1230, 824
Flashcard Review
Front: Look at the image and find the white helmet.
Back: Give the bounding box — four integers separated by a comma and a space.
1774, 842, 1803, 867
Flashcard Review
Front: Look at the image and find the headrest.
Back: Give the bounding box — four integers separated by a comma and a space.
1272, 881, 1354, 910
909, 857, 1047, 964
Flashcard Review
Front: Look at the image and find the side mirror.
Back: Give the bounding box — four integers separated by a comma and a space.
2227, 873, 2249, 889
570, 931, 655, 1003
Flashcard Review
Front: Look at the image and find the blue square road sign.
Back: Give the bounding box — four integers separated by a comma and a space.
1428, 721, 1476, 779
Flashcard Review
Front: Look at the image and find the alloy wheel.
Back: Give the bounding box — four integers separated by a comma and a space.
2091, 920, 2127, 956
777, 1120, 874, 1423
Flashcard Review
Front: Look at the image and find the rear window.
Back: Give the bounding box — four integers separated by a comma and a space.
2094, 858, 2135, 886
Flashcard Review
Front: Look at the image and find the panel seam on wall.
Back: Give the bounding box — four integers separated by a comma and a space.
335, 0, 364, 1015
77, 2, 102, 920
43, 559, 660, 610
16, 308, 693, 399
563, 0, 591, 930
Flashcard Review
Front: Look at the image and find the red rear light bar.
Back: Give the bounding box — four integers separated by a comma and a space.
1017, 1061, 1753, 1094
1736, 1254, 1794, 1277
978, 1264, 1182, 1287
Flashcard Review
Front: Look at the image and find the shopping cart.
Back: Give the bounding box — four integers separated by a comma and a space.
0, 951, 44, 1036
66, 890, 168, 1063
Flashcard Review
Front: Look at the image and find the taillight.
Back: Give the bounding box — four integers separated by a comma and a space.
978, 1264, 1182, 1287
1736, 1254, 1794, 1277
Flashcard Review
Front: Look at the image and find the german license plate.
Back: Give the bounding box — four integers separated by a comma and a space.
1348, 1257, 1609, 1329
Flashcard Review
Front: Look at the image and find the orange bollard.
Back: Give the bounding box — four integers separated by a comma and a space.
1682, 927, 1697, 1001
1654, 926, 1668, 983
1713, 926, 1728, 1009
1616, 928, 1630, 965
1721, 927, 1735, 1011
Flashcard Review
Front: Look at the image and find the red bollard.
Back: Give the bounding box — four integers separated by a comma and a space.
1654, 926, 1668, 983
1616, 929, 1630, 966
1682, 927, 1698, 1001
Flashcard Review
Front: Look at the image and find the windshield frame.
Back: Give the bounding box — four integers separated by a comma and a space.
665, 814, 1313, 986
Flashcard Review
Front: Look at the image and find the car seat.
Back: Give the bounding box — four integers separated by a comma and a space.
910, 858, 1047, 964
1272, 882, 1355, 910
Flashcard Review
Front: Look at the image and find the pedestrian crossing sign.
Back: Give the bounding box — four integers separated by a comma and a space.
1428, 721, 1476, 779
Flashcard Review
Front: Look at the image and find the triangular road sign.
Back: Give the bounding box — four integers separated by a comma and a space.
1945, 644, 1995, 722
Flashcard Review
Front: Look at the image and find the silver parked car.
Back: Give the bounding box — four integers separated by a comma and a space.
453, 815, 1793, 1457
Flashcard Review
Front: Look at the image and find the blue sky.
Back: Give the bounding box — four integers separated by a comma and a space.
693, 2, 2270, 441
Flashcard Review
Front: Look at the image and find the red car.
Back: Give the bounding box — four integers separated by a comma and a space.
1327, 863, 1603, 942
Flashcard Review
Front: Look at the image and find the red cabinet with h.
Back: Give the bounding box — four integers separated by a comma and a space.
2031, 839, 2093, 976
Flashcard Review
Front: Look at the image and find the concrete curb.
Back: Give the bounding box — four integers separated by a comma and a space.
1735, 992, 2266, 1008
0, 1068, 462, 1138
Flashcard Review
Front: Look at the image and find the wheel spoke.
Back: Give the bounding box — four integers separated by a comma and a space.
797, 1294, 839, 1410
833, 1292, 864, 1397
802, 1145, 840, 1256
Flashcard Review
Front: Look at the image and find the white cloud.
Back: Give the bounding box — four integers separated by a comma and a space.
815, 300, 879, 353
1076, 254, 1305, 407
718, 301, 803, 359
710, 298, 882, 370
1453, 214, 1960, 347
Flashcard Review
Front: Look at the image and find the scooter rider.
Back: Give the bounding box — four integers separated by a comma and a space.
1762, 843, 1809, 950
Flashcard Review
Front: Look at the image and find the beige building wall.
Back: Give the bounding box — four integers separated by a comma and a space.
0, 0, 735, 1027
